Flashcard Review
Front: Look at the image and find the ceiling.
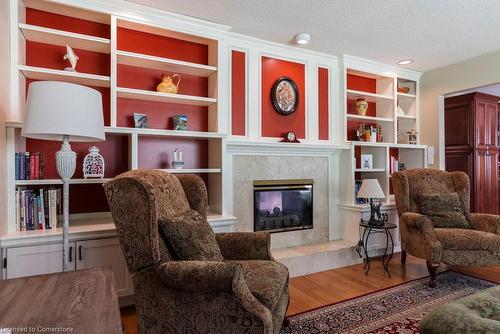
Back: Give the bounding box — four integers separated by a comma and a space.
126, 0, 500, 72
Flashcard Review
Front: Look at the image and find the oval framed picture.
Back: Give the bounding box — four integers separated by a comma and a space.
271, 76, 299, 116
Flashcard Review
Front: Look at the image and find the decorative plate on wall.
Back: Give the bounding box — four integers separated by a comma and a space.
271, 76, 299, 116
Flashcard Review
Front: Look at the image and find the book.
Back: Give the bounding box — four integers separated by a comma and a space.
15, 152, 46, 180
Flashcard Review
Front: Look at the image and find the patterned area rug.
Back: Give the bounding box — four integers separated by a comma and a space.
281, 271, 496, 334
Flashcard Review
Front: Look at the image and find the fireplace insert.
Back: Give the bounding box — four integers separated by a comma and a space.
253, 179, 313, 233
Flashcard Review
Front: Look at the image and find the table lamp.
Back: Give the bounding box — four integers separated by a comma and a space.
357, 179, 387, 226
22, 81, 105, 271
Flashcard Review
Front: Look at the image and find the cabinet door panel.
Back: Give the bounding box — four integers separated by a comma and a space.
6, 243, 75, 279
76, 238, 133, 297
487, 151, 499, 214
474, 150, 488, 213
475, 100, 488, 148
486, 102, 498, 147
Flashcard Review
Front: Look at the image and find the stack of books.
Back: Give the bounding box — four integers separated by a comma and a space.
14, 188, 61, 231
15, 152, 45, 180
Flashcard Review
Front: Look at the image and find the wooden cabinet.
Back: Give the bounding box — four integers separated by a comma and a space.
4, 238, 133, 297
445, 93, 499, 214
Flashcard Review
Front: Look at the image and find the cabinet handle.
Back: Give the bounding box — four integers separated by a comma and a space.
79, 245, 82, 261
69, 246, 73, 262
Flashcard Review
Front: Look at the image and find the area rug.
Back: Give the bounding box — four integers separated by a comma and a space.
281, 271, 496, 334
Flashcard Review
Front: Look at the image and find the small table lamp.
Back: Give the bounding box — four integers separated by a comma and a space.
357, 179, 387, 226
22, 81, 105, 271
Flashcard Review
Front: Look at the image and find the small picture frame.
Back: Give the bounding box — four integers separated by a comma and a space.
173, 115, 188, 131
360, 154, 373, 170
133, 113, 148, 128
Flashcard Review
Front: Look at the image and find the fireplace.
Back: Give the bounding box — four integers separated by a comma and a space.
253, 179, 313, 233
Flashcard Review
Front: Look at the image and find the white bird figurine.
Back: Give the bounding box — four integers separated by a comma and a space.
63, 45, 79, 72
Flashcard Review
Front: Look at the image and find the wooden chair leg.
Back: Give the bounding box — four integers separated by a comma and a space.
401, 250, 407, 264
426, 260, 440, 287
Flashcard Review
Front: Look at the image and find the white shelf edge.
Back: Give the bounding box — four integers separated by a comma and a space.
116, 50, 217, 77
5, 121, 226, 139
116, 87, 217, 106
346, 114, 393, 122
346, 89, 393, 101
15, 178, 112, 186
19, 65, 110, 87
354, 168, 386, 172
19, 23, 110, 53
397, 115, 417, 120
157, 168, 221, 174
397, 92, 416, 99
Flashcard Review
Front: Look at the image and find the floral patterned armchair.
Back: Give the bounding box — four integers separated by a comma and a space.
103, 170, 289, 333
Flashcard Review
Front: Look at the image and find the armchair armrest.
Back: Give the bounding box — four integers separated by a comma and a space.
216, 232, 273, 261
466, 213, 500, 234
400, 212, 443, 261
155, 261, 244, 293
155, 260, 273, 326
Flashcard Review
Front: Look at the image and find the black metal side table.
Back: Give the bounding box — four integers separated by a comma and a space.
355, 221, 397, 277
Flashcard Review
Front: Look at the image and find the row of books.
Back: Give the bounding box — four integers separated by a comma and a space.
15, 152, 46, 180
15, 188, 62, 231
354, 180, 368, 205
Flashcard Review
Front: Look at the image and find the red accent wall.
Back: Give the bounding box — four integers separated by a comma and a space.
231, 50, 246, 136
117, 27, 208, 64
261, 57, 305, 139
138, 137, 208, 169
26, 8, 110, 38
346, 74, 377, 141
318, 67, 329, 140
116, 29, 210, 132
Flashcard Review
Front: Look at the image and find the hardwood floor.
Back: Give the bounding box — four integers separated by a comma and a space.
120, 254, 499, 333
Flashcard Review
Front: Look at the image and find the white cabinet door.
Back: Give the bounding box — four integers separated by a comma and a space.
6, 243, 76, 279
75, 238, 133, 297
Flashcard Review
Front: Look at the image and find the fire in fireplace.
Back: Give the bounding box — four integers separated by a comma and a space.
253, 179, 313, 233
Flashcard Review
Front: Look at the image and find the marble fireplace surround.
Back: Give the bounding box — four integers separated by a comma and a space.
224, 141, 347, 249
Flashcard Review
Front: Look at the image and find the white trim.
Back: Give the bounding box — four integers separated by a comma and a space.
439, 95, 446, 170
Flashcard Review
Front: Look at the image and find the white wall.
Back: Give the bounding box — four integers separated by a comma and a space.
0, 0, 10, 235
420, 50, 500, 169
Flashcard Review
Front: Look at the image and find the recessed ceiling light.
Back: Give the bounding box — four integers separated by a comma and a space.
295, 33, 311, 45
397, 59, 413, 65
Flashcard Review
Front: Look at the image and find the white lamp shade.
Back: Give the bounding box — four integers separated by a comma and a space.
357, 179, 385, 199
22, 81, 105, 142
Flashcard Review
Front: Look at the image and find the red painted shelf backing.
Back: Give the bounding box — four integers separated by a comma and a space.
347, 74, 376, 93
26, 134, 129, 180
346, 74, 378, 140
116, 98, 208, 131
117, 27, 208, 65
26, 79, 111, 126
261, 56, 305, 139
26, 8, 110, 39
231, 50, 246, 136
138, 137, 208, 169
117, 64, 208, 96
26, 41, 110, 76
318, 67, 329, 140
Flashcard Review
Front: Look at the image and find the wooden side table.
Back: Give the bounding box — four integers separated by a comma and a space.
355, 222, 397, 277
0, 267, 122, 333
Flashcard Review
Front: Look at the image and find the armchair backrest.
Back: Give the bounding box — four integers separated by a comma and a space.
391, 168, 470, 217
103, 170, 208, 273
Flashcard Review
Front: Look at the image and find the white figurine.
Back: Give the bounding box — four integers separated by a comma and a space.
63, 45, 79, 72
172, 148, 184, 169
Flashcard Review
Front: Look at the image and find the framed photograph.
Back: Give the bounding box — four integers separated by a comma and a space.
173, 115, 188, 131
360, 154, 373, 170
271, 76, 299, 116
133, 113, 148, 128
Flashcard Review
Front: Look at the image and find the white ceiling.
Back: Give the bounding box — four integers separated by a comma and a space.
126, 0, 500, 72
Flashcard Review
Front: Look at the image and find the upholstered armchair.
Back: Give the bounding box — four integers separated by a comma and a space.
391, 169, 500, 287
103, 170, 289, 334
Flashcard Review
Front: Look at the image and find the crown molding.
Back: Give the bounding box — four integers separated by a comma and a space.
341, 54, 422, 80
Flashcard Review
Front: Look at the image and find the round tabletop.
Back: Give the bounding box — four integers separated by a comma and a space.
360, 222, 397, 229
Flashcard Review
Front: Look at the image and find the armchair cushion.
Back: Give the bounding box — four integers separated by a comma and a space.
435, 228, 500, 251
159, 210, 223, 261
416, 192, 471, 229
467, 213, 500, 234
216, 232, 273, 260
230, 260, 289, 310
